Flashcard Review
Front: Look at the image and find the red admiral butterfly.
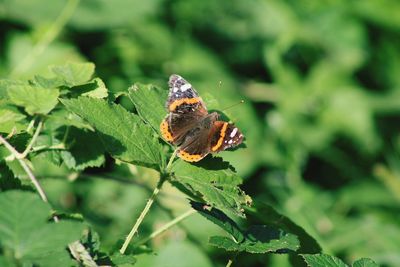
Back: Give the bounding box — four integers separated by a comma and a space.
160, 74, 244, 162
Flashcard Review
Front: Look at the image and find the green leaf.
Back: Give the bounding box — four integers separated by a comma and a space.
302, 254, 378, 267
32, 75, 65, 89
47, 109, 95, 131
67, 78, 109, 99
191, 201, 244, 242
110, 253, 137, 265
0, 79, 26, 100
60, 127, 106, 171
7, 84, 59, 115
172, 159, 249, 217
80, 78, 109, 98
209, 228, 299, 254
0, 163, 22, 191
352, 258, 379, 267
243, 225, 299, 253
0, 105, 26, 124
34, 131, 63, 166
245, 202, 321, 254
192, 202, 300, 253
0, 191, 85, 267
50, 62, 95, 86
0, 105, 27, 134
128, 83, 168, 133
61, 97, 164, 170
208, 236, 241, 251
302, 254, 347, 267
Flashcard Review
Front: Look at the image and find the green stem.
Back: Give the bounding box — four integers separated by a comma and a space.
120, 177, 165, 254
31, 143, 66, 153
18, 118, 44, 158
120, 150, 178, 254
62, 126, 70, 144
165, 149, 178, 173
226, 252, 239, 267
137, 209, 196, 246
26, 119, 36, 133
10, 0, 80, 77
0, 135, 49, 201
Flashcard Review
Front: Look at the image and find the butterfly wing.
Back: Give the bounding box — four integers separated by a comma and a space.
209, 121, 244, 153
177, 124, 212, 162
177, 116, 244, 162
160, 74, 208, 145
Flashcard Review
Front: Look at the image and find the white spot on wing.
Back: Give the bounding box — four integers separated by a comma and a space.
230, 128, 238, 138
173, 87, 179, 92
228, 139, 233, 144
180, 83, 191, 91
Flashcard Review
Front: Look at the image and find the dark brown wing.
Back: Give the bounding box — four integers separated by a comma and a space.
160, 74, 208, 145
176, 115, 216, 162
177, 128, 211, 162
177, 117, 244, 162
209, 121, 244, 153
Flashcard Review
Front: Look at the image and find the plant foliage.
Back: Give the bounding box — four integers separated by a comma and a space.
1, 0, 399, 266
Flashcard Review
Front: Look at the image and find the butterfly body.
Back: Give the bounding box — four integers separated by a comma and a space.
160, 74, 243, 162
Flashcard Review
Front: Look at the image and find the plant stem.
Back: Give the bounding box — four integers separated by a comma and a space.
119, 150, 178, 254
19, 118, 44, 159
120, 177, 166, 254
31, 143, 66, 153
62, 126, 70, 144
165, 149, 178, 173
0, 135, 49, 201
137, 209, 196, 246
10, 0, 80, 77
68, 241, 98, 267
26, 119, 35, 133
226, 259, 233, 267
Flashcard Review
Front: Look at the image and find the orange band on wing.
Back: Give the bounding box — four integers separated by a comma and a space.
169, 97, 200, 112
178, 150, 203, 162
160, 119, 174, 142
211, 122, 228, 151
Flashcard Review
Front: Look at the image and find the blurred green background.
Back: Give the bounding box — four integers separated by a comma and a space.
1, 0, 400, 266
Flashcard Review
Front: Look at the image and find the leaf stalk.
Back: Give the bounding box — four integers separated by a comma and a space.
119, 177, 165, 254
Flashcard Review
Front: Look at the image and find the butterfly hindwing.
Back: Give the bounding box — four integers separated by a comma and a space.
209, 121, 244, 153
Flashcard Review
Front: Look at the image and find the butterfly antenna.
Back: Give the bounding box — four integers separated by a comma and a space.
216, 80, 244, 111
221, 100, 245, 112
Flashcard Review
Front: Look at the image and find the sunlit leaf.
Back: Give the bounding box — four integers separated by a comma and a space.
173, 160, 249, 217
128, 83, 167, 133
51, 62, 95, 87
7, 84, 59, 115
61, 97, 164, 170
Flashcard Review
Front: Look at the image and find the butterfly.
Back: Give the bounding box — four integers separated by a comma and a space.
160, 74, 244, 162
